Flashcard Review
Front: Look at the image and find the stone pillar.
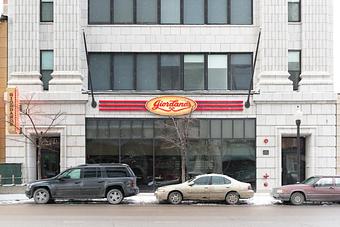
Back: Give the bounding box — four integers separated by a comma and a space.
49, 0, 83, 92
7, 0, 42, 92
299, 0, 333, 92
257, 0, 292, 93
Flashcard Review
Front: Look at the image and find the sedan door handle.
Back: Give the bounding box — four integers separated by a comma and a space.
98, 181, 105, 183
74, 181, 81, 184
329, 186, 335, 189
225, 186, 230, 188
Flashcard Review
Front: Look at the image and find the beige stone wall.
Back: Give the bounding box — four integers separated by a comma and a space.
0, 19, 7, 163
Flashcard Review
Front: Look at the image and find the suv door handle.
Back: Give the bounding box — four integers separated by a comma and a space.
98, 181, 105, 183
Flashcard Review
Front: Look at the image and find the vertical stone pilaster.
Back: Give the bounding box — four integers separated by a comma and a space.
49, 0, 83, 92
8, 0, 42, 92
257, 0, 292, 93
300, 0, 333, 92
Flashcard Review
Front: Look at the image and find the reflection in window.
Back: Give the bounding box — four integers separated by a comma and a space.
288, 0, 300, 22
208, 0, 228, 24
184, 55, 204, 90
137, 54, 158, 90
89, 53, 111, 90
114, 54, 134, 90
208, 55, 228, 90
88, 0, 110, 23
114, 0, 134, 23
41, 50, 53, 90
288, 50, 301, 91
136, 0, 157, 23
230, 0, 252, 25
194, 176, 210, 185
184, 0, 204, 24
160, 55, 181, 90
41, 0, 53, 22
230, 54, 252, 90
161, 0, 180, 24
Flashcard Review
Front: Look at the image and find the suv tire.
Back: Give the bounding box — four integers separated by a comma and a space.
107, 188, 124, 204
33, 188, 50, 204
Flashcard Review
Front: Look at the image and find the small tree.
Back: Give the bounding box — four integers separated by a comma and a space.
8, 95, 64, 180
159, 114, 196, 183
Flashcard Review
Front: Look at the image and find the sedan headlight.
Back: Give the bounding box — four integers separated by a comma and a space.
277, 189, 284, 194
157, 188, 166, 193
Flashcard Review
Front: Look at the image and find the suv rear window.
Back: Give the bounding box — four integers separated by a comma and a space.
105, 167, 129, 178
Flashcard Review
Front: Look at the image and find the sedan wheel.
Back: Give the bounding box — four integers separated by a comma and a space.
33, 188, 50, 204
225, 192, 240, 205
290, 192, 305, 205
168, 191, 182, 205
107, 189, 124, 204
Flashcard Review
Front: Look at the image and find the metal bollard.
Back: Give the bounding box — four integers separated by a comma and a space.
12, 175, 15, 185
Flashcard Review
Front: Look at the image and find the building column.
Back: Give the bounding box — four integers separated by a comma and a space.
49, 0, 83, 92
299, 0, 333, 93
256, 0, 292, 93
7, 0, 42, 92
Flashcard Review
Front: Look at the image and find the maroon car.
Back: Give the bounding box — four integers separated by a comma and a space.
271, 176, 340, 205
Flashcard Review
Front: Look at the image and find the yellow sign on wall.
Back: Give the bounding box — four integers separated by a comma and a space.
6, 87, 20, 134
145, 96, 197, 116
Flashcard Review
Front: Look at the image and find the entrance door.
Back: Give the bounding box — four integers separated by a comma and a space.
38, 137, 60, 179
282, 137, 305, 185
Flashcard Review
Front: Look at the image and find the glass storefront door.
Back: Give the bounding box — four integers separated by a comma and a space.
38, 137, 60, 179
282, 137, 306, 185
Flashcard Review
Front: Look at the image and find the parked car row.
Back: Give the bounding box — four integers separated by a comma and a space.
25, 164, 340, 206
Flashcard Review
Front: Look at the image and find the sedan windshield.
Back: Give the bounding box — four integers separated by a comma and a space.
300, 177, 320, 185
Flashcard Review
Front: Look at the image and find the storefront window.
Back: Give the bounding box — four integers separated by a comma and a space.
86, 118, 256, 191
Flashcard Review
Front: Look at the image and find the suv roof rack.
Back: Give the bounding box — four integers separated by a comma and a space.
76, 163, 129, 167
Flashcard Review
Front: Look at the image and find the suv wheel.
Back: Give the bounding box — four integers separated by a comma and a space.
107, 189, 124, 204
168, 191, 182, 205
33, 188, 50, 204
290, 192, 305, 205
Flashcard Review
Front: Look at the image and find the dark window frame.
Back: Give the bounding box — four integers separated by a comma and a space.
88, 0, 253, 25
89, 52, 253, 92
288, 0, 301, 22
40, 0, 54, 22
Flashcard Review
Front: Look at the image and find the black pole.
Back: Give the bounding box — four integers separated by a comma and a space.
296, 119, 301, 183
83, 31, 97, 108
245, 30, 261, 108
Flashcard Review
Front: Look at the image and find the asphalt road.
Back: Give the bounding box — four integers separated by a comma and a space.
0, 202, 340, 227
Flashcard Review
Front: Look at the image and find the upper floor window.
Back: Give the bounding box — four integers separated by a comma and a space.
41, 0, 53, 22
88, 0, 253, 25
89, 52, 253, 92
288, 50, 301, 91
288, 0, 300, 22
41, 50, 54, 90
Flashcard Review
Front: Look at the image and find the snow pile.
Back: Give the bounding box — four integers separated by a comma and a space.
247, 193, 280, 206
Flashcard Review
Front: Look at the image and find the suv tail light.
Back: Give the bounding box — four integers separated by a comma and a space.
127, 178, 137, 188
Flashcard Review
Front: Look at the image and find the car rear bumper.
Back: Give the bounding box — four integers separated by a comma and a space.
239, 190, 255, 199
125, 187, 139, 197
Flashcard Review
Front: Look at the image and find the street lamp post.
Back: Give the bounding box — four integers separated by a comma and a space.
294, 106, 303, 183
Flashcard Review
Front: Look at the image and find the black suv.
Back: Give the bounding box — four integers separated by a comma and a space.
25, 164, 139, 204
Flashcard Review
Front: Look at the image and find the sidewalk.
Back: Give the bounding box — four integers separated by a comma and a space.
0, 192, 279, 205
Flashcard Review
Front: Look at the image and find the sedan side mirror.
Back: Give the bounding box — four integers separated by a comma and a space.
188, 182, 194, 186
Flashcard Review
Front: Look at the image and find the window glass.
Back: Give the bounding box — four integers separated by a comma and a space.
41, 0, 53, 22
65, 168, 81, 180
86, 119, 97, 139
41, 50, 53, 91
105, 167, 128, 178
161, 0, 180, 24
230, 54, 252, 90
137, 0, 157, 23
200, 120, 210, 138
211, 120, 221, 138
113, 54, 134, 89
208, 55, 228, 90
120, 120, 131, 138
160, 55, 181, 90
230, 0, 252, 25
89, 53, 111, 90
114, 0, 133, 23
184, 0, 204, 24
143, 120, 154, 138
316, 178, 333, 187
89, 0, 111, 23
97, 120, 109, 139
233, 120, 244, 139
208, 0, 227, 24
335, 178, 340, 187
131, 120, 143, 138
212, 176, 230, 185
109, 120, 120, 138
184, 55, 204, 90
83, 168, 100, 178
244, 119, 255, 138
288, 0, 300, 22
194, 176, 210, 185
136, 54, 158, 90
222, 120, 233, 138
288, 51, 301, 91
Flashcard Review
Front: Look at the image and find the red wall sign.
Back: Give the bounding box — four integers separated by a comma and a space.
99, 97, 244, 113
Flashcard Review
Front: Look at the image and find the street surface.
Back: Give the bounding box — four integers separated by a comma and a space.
0, 202, 340, 227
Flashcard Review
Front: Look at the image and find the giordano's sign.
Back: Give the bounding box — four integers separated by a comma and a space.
145, 96, 197, 116
6, 87, 20, 134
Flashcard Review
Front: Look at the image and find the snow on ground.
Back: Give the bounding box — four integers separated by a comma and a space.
0, 193, 278, 206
